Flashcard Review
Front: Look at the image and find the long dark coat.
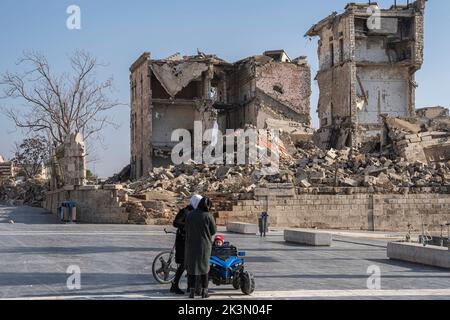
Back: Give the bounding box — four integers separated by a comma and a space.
173, 206, 193, 264
184, 208, 217, 275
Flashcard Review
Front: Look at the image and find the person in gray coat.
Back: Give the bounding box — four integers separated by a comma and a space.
170, 194, 203, 295
184, 197, 217, 299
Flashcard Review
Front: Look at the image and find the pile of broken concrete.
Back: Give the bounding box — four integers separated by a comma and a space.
0, 179, 49, 207
117, 142, 450, 225
118, 163, 259, 224
278, 144, 450, 193
113, 108, 450, 225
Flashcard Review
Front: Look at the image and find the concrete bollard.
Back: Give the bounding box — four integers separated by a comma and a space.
284, 229, 332, 246
226, 222, 258, 235
387, 242, 450, 269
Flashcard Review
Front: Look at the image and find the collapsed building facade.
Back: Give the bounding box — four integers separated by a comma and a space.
306, 0, 426, 149
130, 50, 311, 179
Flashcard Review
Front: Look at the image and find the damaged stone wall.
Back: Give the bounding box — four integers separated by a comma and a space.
255, 60, 311, 126
216, 184, 450, 232
63, 133, 86, 186
307, 0, 426, 150
130, 52, 152, 179
357, 67, 412, 125
130, 52, 226, 178
45, 133, 128, 224
44, 185, 128, 224
229, 54, 311, 129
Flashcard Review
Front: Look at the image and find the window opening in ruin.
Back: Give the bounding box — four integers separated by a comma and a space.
210, 87, 218, 101
399, 18, 413, 40
355, 18, 369, 36
330, 103, 334, 124
174, 80, 201, 99
339, 38, 344, 64
273, 84, 284, 95
330, 43, 335, 67
140, 74, 143, 98
151, 74, 170, 99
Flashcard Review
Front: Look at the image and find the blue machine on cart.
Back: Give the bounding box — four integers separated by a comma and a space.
209, 243, 255, 295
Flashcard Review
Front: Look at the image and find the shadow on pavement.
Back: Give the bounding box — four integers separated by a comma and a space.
254, 273, 450, 280
0, 246, 167, 255
0, 272, 157, 287
367, 258, 450, 272
0, 205, 59, 225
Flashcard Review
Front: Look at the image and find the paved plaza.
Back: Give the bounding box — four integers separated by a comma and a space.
0, 205, 449, 300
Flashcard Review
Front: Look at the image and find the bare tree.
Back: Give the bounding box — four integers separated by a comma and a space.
0, 50, 122, 148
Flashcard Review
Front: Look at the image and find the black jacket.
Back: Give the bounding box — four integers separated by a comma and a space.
173, 205, 193, 264
184, 208, 217, 275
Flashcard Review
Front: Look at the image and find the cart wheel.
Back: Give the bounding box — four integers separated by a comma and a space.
240, 271, 255, 295
232, 274, 241, 290
152, 251, 177, 284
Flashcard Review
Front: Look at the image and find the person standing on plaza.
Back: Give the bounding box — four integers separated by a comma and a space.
184, 197, 217, 299
170, 194, 203, 295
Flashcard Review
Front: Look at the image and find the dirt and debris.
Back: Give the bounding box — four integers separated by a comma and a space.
381, 109, 450, 164
112, 113, 450, 225
0, 178, 49, 207
116, 162, 259, 224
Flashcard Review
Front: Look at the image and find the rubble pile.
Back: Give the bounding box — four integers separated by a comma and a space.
118, 145, 450, 223
0, 179, 49, 207
123, 190, 179, 225
105, 164, 131, 184
279, 145, 450, 193
109, 107, 450, 225
127, 163, 258, 196
383, 114, 450, 165
117, 122, 450, 225
118, 163, 260, 223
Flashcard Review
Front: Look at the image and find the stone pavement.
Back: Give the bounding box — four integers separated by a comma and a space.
0, 205, 449, 300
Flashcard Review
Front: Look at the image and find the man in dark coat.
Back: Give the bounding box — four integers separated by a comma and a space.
185, 197, 217, 299
170, 194, 203, 295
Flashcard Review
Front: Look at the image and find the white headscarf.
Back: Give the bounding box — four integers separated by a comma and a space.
189, 194, 203, 210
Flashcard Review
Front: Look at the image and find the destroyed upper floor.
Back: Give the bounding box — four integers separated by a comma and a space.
306, 0, 426, 71
305, 0, 426, 150
130, 50, 312, 128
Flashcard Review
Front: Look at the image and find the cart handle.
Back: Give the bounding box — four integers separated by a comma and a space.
164, 228, 176, 235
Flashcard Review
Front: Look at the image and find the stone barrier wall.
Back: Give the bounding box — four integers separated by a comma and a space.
44, 185, 128, 224
216, 184, 450, 232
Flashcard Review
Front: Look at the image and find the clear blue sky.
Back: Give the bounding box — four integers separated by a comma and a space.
0, 0, 449, 177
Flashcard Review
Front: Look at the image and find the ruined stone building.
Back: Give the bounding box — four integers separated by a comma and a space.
306, 0, 426, 149
61, 133, 87, 187
51, 133, 86, 189
130, 50, 311, 179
